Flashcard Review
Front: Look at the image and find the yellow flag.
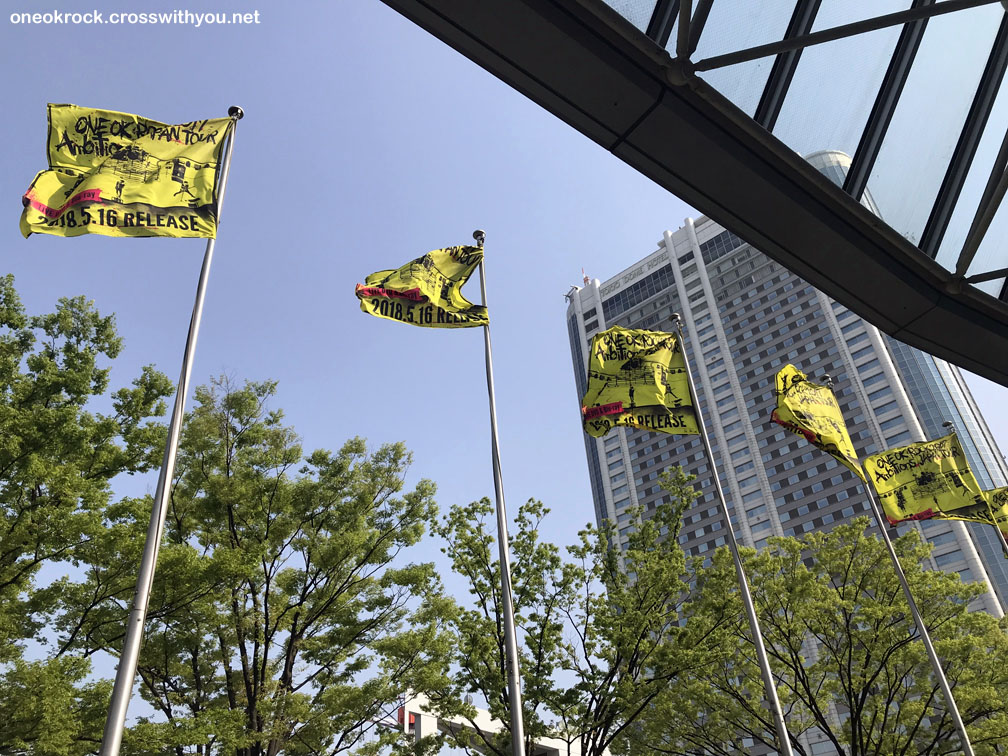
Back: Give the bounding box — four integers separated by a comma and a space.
20, 104, 232, 239
987, 487, 1008, 537
925, 482, 993, 525
863, 433, 987, 525
931, 498, 996, 525
355, 245, 488, 328
771, 364, 865, 481
580, 326, 698, 438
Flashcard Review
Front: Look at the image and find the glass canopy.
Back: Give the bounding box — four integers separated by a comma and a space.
380, 0, 1008, 386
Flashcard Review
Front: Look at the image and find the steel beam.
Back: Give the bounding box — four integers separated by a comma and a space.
694, 0, 1001, 72
646, 0, 679, 49
754, 0, 822, 132
845, 0, 934, 202
920, 13, 1008, 259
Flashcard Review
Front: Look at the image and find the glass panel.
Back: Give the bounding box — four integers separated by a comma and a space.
973, 278, 1004, 297
959, 184, 1008, 292
600, 0, 658, 32
772, 0, 907, 161
690, 0, 797, 117
933, 72, 1008, 280
863, 3, 1004, 247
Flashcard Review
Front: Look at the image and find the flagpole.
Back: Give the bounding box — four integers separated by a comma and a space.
830, 383, 975, 756
993, 510, 1008, 557
859, 481, 976, 755
474, 230, 527, 756
986, 495, 1008, 558
672, 315, 795, 756
99, 106, 244, 756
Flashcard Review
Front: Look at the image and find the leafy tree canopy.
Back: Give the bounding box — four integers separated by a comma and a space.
58, 378, 455, 756
633, 519, 1008, 756
433, 468, 724, 756
0, 273, 172, 753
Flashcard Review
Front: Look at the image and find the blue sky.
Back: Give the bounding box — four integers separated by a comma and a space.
5, 0, 1008, 696
1, 2, 696, 581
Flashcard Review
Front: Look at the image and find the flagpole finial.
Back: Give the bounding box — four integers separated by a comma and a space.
943, 420, 955, 431
228, 106, 244, 120
473, 229, 486, 248
671, 312, 682, 327
822, 373, 833, 388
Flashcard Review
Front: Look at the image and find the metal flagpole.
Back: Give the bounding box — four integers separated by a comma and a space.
859, 482, 976, 755
989, 498, 1008, 558
993, 513, 1008, 558
99, 106, 244, 756
474, 229, 527, 756
993, 507, 1008, 559
672, 315, 795, 756
828, 382, 975, 756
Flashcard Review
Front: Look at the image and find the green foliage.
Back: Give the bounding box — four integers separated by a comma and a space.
58, 377, 454, 756
435, 467, 721, 756
0, 656, 112, 756
632, 518, 1008, 756
0, 275, 172, 753
0, 274, 171, 651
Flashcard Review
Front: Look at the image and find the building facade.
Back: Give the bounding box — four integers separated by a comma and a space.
565, 215, 1008, 619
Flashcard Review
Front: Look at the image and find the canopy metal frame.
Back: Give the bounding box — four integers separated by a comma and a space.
380, 0, 1008, 384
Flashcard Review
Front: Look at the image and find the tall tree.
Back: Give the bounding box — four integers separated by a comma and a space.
59, 378, 455, 756
633, 519, 1008, 756
0, 274, 172, 754
433, 468, 723, 756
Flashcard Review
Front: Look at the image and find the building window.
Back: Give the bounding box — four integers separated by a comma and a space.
862, 372, 886, 388
851, 346, 875, 361
934, 552, 962, 568
601, 265, 676, 320
927, 531, 958, 548
875, 400, 899, 416
885, 431, 912, 446
868, 386, 893, 402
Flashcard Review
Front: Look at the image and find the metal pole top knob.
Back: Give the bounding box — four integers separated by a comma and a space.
473, 229, 486, 248
228, 106, 244, 119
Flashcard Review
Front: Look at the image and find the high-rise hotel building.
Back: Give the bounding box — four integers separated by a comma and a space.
565, 174, 1008, 617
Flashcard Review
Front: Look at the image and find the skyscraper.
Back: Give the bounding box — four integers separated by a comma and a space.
565, 205, 1008, 618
